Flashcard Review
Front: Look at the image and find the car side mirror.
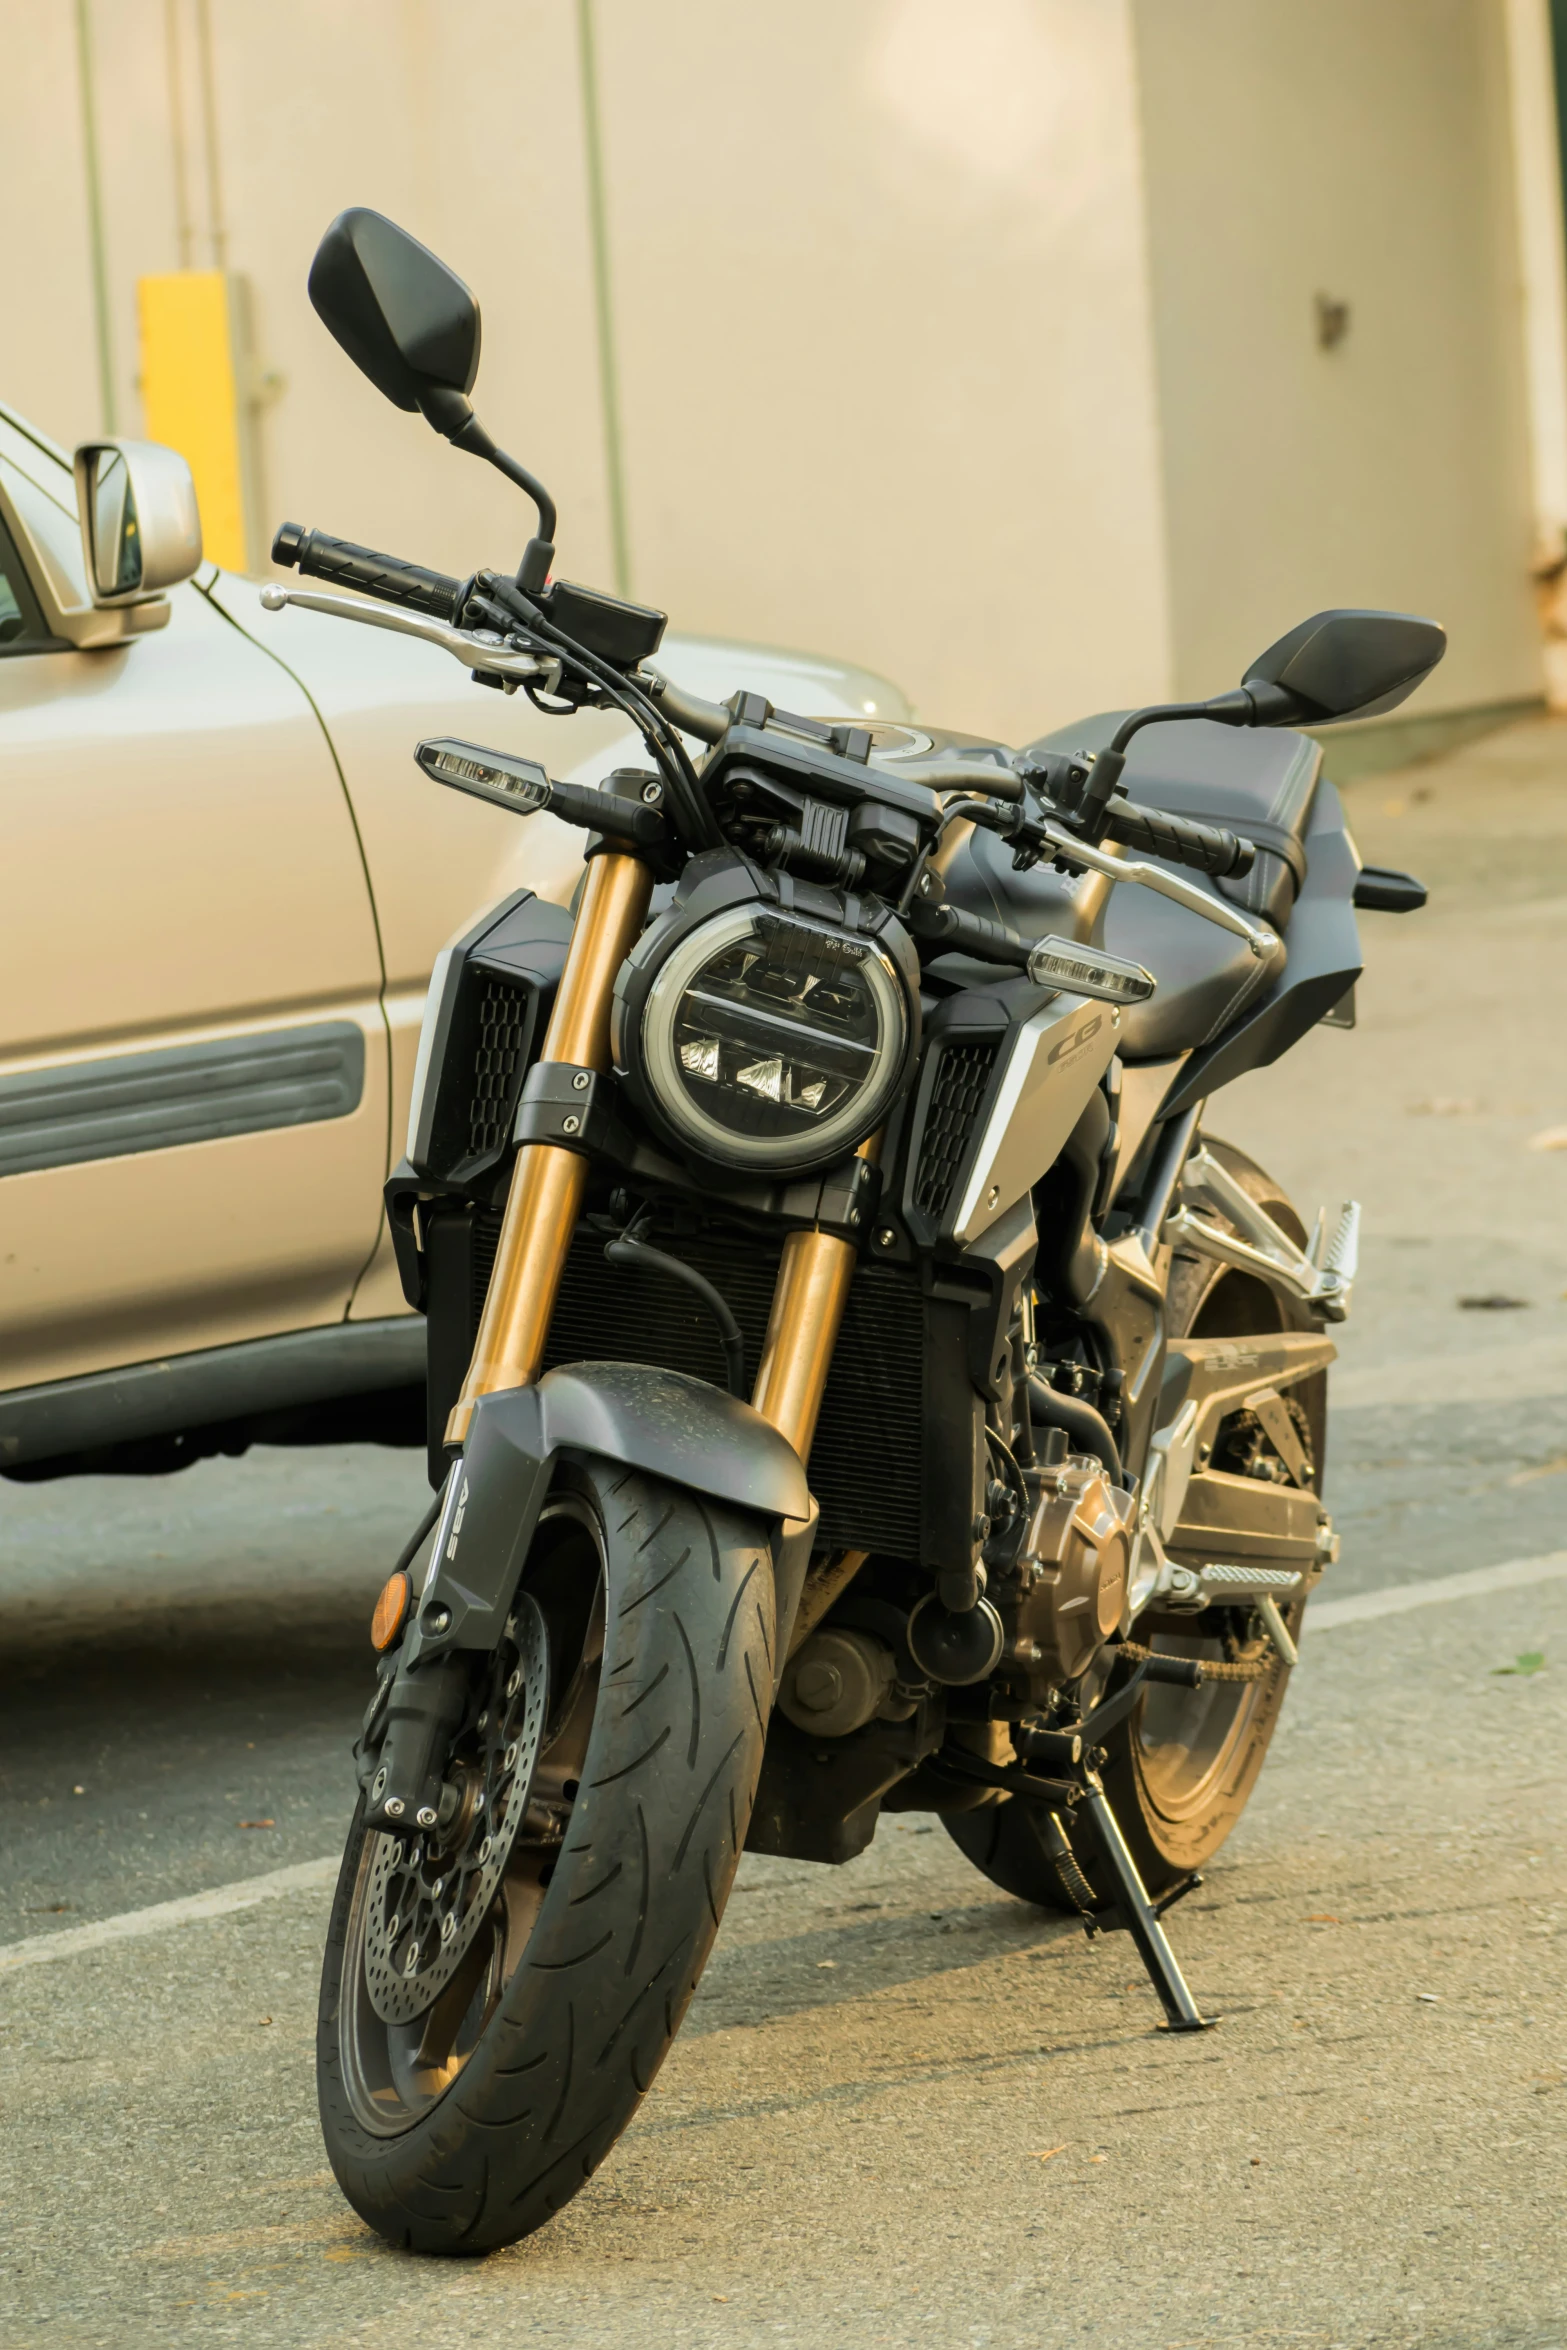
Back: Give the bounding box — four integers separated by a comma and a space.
308, 208, 481, 437
74, 441, 203, 603
1242, 608, 1446, 726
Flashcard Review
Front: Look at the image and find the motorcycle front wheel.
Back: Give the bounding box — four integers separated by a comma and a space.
317, 1458, 775, 2254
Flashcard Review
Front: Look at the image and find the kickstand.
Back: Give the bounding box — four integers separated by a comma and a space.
1078, 1780, 1217, 2033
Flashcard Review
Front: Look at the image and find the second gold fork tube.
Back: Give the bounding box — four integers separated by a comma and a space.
446, 851, 653, 1444
750, 1133, 883, 1463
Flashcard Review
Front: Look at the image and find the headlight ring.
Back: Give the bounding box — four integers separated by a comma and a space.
614, 898, 919, 1174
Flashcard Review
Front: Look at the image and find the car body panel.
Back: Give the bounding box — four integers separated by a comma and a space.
0, 571, 389, 1387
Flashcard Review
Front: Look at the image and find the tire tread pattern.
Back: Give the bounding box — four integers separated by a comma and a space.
317, 1464, 774, 2254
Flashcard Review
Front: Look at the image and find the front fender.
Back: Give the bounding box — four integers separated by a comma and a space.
409, 1363, 810, 1665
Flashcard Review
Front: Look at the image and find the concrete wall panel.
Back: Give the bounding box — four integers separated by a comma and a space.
1133, 0, 1541, 714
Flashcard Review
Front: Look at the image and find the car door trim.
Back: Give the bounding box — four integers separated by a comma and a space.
0, 1021, 366, 1179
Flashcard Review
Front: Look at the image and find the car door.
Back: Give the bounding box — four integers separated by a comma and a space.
0, 415, 388, 1396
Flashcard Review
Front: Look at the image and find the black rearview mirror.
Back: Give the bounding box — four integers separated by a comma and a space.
1243, 608, 1446, 725
308, 209, 480, 435
304, 207, 558, 586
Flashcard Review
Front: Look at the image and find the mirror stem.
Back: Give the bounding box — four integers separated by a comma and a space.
418, 386, 559, 572
1072, 684, 1301, 841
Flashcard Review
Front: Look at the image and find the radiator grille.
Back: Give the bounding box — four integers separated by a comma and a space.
912, 1041, 997, 1222
469, 1213, 923, 1556
468, 978, 532, 1161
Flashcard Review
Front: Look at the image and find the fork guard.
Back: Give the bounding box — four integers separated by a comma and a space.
407, 1362, 812, 1671
364, 1364, 815, 1834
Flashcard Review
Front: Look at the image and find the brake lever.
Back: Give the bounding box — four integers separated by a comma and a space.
983, 797, 1280, 960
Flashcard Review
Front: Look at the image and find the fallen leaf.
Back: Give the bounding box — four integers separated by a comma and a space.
239, 1819, 276, 1829
1250, 2157, 1263, 2166
1417, 1993, 1440, 2004
1089, 2154, 1107, 2164
1492, 1654, 1547, 1677
1528, 1125, 1567, 1151
1306, 1913, 1341, 1925
1032, 2146, 1068, 2162
713, 2295, 730, 2303
256, 2016, 273, 2027
815, 1959, 836, 1969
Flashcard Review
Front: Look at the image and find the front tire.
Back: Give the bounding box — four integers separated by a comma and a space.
318, 1459, 776, 2254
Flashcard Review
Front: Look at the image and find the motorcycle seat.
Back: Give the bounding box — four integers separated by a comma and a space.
944, 718, 1324, 1062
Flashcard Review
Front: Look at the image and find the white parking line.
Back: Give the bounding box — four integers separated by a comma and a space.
3, 1549, 1564, 1977
1309, 1548, 1567, 1629
0, 1854, 339, 1975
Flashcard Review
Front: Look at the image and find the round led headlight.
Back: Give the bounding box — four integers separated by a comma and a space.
620, 903, 915, 1173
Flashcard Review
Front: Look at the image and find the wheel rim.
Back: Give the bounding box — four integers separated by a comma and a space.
1129, 1205, 1318, 1831
339, 1493, 606, 2137
1131, 1618, 1278, 1821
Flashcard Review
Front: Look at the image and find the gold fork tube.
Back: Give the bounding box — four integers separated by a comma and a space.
750, 1231, 857, 1463
750, 1134, 883, 1463
445, 851, 654, 1444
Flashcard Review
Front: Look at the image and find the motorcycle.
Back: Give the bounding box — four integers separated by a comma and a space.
264, 208, 1439, 2254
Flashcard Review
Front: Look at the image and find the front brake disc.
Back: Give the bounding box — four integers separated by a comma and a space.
363, 1593, 549, 2026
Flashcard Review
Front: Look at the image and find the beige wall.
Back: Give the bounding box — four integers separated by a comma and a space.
593, 0, 1174, 741
0, 0, 1173, 744
1133, 0, 1542, 715
0, 0, 1546, 739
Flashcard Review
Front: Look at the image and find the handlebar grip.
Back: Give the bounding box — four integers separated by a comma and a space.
906, 899, 1031, 968
1105, 798, 1257, 879
271, 522, 463, 623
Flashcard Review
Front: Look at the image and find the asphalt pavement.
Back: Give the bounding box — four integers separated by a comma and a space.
2, 717, 1565, 2349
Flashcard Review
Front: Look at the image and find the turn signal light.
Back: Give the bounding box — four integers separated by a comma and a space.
371, 1569, 412, 1652
1025, 934, 1156, 1005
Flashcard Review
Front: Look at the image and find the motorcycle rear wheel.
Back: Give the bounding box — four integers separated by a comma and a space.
317, 1458, 776, 2254
946, 1137, 1326, 1909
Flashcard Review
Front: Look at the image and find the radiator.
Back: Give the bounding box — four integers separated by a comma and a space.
468, 1212, 924, 1557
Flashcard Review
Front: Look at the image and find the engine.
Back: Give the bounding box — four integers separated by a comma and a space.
993, 1452, 1137, 1694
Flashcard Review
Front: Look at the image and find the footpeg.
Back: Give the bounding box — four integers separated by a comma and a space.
1161, 1561, 1306, 1611
1165, 1147, 1360, 1323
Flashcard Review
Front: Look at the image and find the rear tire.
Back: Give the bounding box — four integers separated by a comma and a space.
318, 1459, 775, 2254
946, 1136, 1325, 1909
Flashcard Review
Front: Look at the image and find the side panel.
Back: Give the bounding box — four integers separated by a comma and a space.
948, 995, 1121, 1245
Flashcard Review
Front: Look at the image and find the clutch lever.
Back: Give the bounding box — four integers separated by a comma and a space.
258, 584, 550, 686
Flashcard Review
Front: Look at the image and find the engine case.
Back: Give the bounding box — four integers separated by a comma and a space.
1000, 1457, 1136, 1688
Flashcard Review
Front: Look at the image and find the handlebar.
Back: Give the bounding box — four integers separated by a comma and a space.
1101, 798, 1256, 879
271, 522, 464, 624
